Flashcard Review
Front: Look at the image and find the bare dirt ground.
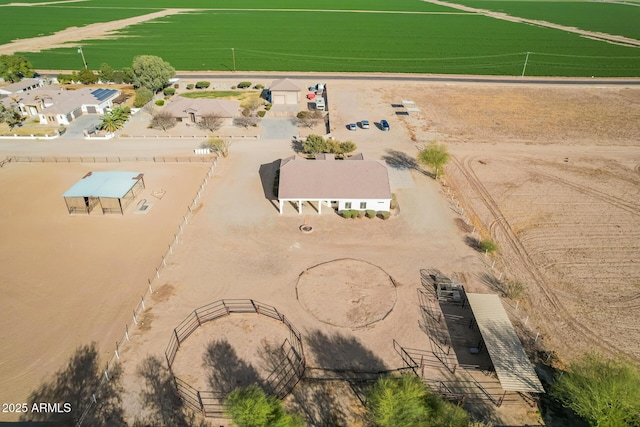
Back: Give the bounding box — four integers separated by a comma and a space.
0, 8, 194, 55
1, 75, 639, 426
0, 161, 209, 418
366, 81, 640, 362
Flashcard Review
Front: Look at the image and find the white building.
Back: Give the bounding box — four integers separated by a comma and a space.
1, 86, 120, 125
269, 78, 305, 105
277, 154, 392, 215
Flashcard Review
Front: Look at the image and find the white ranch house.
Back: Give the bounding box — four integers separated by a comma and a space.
277, 154, 392, 215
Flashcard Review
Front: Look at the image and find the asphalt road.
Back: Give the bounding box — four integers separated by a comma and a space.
36, 71, 640, 86
174, 73, 640, 86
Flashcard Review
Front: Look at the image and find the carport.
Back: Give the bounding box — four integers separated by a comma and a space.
466, 293, 545, 402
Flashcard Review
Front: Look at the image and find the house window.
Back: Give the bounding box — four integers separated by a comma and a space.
360, 202, 367, 209
345, 202, 352, 209
48, 116, 55, 122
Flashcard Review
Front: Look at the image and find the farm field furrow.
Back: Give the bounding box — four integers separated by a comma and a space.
0, 6, 160, 45
442, 0, 640, 40
451, 154, 640, 359
79, 0, 457, 12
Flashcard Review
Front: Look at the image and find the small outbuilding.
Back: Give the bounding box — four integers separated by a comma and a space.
269, 78, 305, 105
62, 171, 145, 215
277, 155, 391, 214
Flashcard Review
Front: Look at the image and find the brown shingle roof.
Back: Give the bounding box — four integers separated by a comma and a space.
278, 156, 391, 200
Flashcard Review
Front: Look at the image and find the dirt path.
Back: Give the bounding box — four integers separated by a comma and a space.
422, 0, 640, 47
0, 8, 194, 55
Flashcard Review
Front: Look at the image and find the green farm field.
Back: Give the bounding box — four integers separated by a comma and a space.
0, 6, 161, 45
443, 0, 640, 40
2, 0, 640, 76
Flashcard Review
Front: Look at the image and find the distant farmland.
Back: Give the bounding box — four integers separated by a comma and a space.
443, 0, 640, 40
2, 0, 639, 76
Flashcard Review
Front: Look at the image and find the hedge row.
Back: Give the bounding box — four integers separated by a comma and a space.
341, 210, 390, 220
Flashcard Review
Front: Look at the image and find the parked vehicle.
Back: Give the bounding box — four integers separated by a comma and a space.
348, 123, 357, 131
315, 98, 325, 111
381, 119, 390, 131
360, 120, 370, 129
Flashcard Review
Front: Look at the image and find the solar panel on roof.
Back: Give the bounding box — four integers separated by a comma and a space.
91, 88, 117, 102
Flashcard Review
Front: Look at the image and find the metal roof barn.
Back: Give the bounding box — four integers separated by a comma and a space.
62, 171, 145, 215
466, 293, 544, 394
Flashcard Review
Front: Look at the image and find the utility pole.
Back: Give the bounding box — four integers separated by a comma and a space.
231, 48, 236, 72
78, 46, 88, 69
521, 51, 530, 77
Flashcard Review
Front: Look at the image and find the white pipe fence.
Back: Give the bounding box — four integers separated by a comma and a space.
75, 158, 218, 426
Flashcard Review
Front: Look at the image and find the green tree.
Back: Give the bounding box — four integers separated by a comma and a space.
0, 54, 35, 82
552, 353, 640, 427
98, 63, 114, 82
337, 141, 357, 156
367, 375, 468, 427
302, 134, 330, 155
132, 55, 175, 92
99, 114, 120, 134
417, 141, 450, 179
225, 384, 303, 427
77, 68, 99, 84
203, 137, 231, 157
134, 87, 154, 108
0, 104, 24, 129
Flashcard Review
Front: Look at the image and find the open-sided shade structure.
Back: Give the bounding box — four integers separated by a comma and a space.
466, 293, 544, 394
62, 171, 145, 215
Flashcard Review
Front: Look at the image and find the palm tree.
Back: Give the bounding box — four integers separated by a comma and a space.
98, 115, 120, 135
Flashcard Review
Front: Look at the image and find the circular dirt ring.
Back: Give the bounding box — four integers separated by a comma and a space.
296, 258, 397, 329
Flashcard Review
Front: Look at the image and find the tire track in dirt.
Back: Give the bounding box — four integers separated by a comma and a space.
449, 155, 627, 357
519, 167, 640, 217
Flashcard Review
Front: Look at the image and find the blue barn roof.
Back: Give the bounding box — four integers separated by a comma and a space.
62, 171, 143, 199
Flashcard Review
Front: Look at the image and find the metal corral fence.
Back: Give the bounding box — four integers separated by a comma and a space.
166, 299, 306, 418
74, 158, 218, 426
2, 155, 214, 164
394, 340, 532, 407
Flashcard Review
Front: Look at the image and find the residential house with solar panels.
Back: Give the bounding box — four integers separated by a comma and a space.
0, 86, 120, 125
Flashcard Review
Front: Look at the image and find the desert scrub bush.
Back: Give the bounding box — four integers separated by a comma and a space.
380, 211, 391, 220
342, 210, 351, 219
366, 210, 376, 219
390, 193, 398, 210
163, 87, 175, 96
155, 100, 164, 106
257, 111, 266, 118
237, 81, 252, 89
195, 81, 210, 89
265, 102, 272, 111
254, 83, 264, 89
479, 239, 499, 253
357, 210, 365, 218
186, 83, 194, 90
503, 280, 525, 300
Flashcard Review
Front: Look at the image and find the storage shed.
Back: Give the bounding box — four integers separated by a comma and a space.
62, 171, 145, 215
269, 78, 305, 105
